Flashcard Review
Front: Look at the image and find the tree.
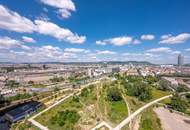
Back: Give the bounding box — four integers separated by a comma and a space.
186, 93, 190, 99
50, 76, 64, 83
54, 87, 60, 92
170, 95, 189, 113
176, 84, 189, 92
158, 80, 171, 91
42, 64, 46, 70
72, 95, 79, 102
80, 88, 89, 97
50, 110, 80, 127
124, 80, 152, 101
5, 80, 20, 88
107, 87, 122, 102
145, 76, 159, 84
28, 80, 34, 84
0, 93, 5, 104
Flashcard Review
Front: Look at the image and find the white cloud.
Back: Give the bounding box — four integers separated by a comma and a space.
96, 36, 133, 46
58, 9, 72, 18
0, 5, 86, 44
96, 40, 107, 45
96, 50, 116, 55
122, 52, 159, 62
40, 0, 75, 18
159, 33, 190, 44
0, 5, 36, 33
171, 51, 181, 54
22, 36, 36, 43
185, 48, 190, 51
62, 52, 76, 58
34, 20, 86, 44
64, 48, 86, 53
133, 39, 141, 44
161, 34, 172, 39
0, 37, 29, 50
146, 47, 172, 53
141, 34, 155, 40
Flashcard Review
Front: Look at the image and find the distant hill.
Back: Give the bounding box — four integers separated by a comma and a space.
0, 61, 154, 65
101, 61, 154, 65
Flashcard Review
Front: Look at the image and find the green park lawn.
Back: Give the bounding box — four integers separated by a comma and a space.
151, 88, 171, 100
35, 81, 129, 129
107, 100, 128, 124
32, 84, 47, 88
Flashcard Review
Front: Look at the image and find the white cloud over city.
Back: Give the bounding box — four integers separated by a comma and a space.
141, 34, 155, 40
96, 36, 133, 46
159, 33, 190, 44
40, 0, 76, 18
0, 5, 86, 44
22, 36, 36, 43
146, 47, 172, 53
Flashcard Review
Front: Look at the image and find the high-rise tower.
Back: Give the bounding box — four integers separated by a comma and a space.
178, 54, 184, 66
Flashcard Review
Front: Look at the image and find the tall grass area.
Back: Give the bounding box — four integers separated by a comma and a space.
107, 100, 128, 124
139, 108, 163, 130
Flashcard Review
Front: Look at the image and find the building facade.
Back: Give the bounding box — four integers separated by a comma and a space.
178, 54, 184, 66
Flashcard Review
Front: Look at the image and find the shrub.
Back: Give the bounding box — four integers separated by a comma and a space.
72, 95, 79, 102
125, 81, 152, 101
170, 95, 189, 113
107, 87, 122, 102
80, 88, 89, 97
50, 110, 80, 127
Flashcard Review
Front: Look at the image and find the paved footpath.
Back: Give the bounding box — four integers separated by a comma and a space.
91, 121, 113, 130
113, 95, 172, 130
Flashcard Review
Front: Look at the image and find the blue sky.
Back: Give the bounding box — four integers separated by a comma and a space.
0, 0, 190, 64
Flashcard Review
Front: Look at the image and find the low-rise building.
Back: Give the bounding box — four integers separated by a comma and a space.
5, 101, 42, 123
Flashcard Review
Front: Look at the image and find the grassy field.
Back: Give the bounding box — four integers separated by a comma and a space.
32, 84, 47, 88
107, 100, 128, 124
151, 89, 171, 100
11, 121, 40, 130
139, 108, 163, 130
35, 96, 83, 130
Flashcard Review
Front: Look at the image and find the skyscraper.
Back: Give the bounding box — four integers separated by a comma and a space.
178, 54, 184, 66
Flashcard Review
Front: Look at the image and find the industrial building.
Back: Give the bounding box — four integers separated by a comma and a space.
5, 101, 42, 123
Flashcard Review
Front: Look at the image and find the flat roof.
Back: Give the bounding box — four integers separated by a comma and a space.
6, 101, 41, 118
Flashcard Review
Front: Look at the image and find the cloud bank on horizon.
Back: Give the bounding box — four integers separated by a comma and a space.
0, 0, 190, 64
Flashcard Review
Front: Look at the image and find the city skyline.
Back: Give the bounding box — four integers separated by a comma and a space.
0, 0, 190, 63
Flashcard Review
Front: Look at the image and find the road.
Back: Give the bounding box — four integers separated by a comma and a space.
113, 95, 172, 130
155, 107, 190, 130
